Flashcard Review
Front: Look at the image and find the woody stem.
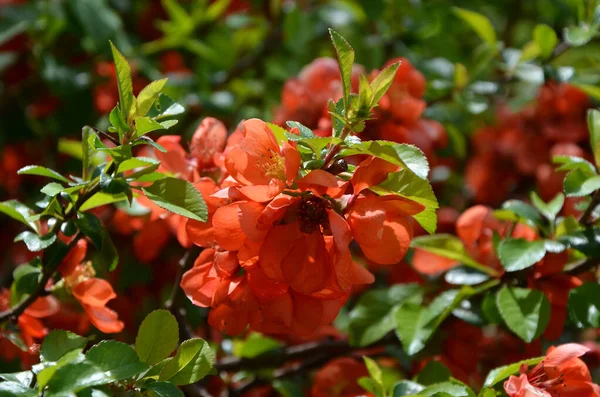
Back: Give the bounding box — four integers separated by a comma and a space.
0, 231, 82, 322
580, 190, 600, 227
321, 126, 350, 169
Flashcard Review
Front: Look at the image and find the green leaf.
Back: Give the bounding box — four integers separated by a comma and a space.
14, 232, 56, 252
559, 228, 600, 257
85, 340, 149, 381
414, 361, 452, 386
146, 94, 184, 120
501, 200, 543, 227
137, 79, 168, 117
0, 371, 34, 386
453, 63, 469, 89
419, 382, 469, 397
496, 287, 550, 342
564, 168, 600, 197
233, 332, 281, 358
81, 127, 95, 181
568, 282, 600, 328
79, 192, 131, 212
343, 141, 430, 179
159, 338, 214, 385
117, 157, 160, 174
136, 310, 179, 365
41, 183, 64, 197
328, 29, 355, 110
135, 117, 167, 138
142, 177, 208, 222
109, 107, 130, 139
75, 213, 119, 271
452, 7, 497, 46
58, 138, 84, 160
395, 290, 467, 355
285, 121, 315, 139
588, 109, 600, 167
481, 292, 503, 324
358, 72, 373, 112
17, 165, 70, 184
362, 357, 385, 397
483, 356, 543, 387
498, 239, 546, 272
41, 330, 87, 362
0, 381, 36, 396
144, 381, 184, 397
553, 155, 597, 173
530, 192, 564, 221
11, 264, 41, 305
393, 380, 425, 396
109, 42, 135, 123
444, 267, 489, 285
45, 362, 110, 396
410, 234, 492, 275
370, 62, 401, 106
533, 24, 558, 58
0, 200, 39, 232
564, 24, 596, 47
266, 122, 288, 146
349, 284, 423, 347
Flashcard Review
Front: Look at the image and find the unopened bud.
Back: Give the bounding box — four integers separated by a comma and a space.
190, 117, 227, 170
325, 158, 348, 175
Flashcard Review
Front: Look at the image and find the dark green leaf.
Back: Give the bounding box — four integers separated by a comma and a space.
498, 239, 546, 272
481, 292, 503, 324
349, 284, 422, 347
414, 361, 452, 386
159, 338, 214, 385
75, 213, 119, 271
419, 381, 469, 397
286, 121, 315, 139
496, 287, 550, 342
45, 362, 110, 395
142, 177, 208, 222
0, 381, 36, 396
588, 109, 600, 167
41, 330, 87, 363
501, 200, 543, 226
559, 228, 600, 257
568, 282, 600, 328
17, 165, 70, 184
109, 42, 135, 123
85, 340, 149, 381
11, 264, 41, 305
144, 381, 184, 397
393, 380, 425, 396
136, 310, 179, 365
14, 232, 56, 252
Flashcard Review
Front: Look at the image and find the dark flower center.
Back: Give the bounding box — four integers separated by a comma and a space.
297, 196, 328, 234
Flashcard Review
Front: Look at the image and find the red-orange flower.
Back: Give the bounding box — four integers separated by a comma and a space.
225, 118, 301, 202
311, 357, 372, 397
504, 343, 600, 397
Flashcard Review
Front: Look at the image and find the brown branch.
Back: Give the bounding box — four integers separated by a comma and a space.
0, 231, 82, 322
580, 190, 600, 227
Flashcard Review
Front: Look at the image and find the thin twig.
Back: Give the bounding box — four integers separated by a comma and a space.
0, 231, 82, 322
580, 190, 600, 227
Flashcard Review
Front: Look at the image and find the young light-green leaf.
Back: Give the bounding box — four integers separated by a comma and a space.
0, 200, 39, 232
452, 7, 497, 46
135, 310, 179, 365
328, 29, 355, 110
530, 192, 564, 221
158, 338, 215, 385
370, 61, 400, 107
587, 108, 600, 167
496, 287, 550, 342
142, 177, 208, 222
135, 117, 167, 137
109, 41, 135, 123
533, 24, 558, 58
137, 78, 168, 117
483, 356, 544, 387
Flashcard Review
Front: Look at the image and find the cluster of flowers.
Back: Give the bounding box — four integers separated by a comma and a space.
273, 57, 448, 166
143, 118, 424, 337
465, 83, 591, 207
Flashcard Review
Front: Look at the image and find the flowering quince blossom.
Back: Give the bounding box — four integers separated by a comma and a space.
504, 343, 600, 397
59, 239, 124, 333
311, 357, 373, 397
181, 118, 425, 337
